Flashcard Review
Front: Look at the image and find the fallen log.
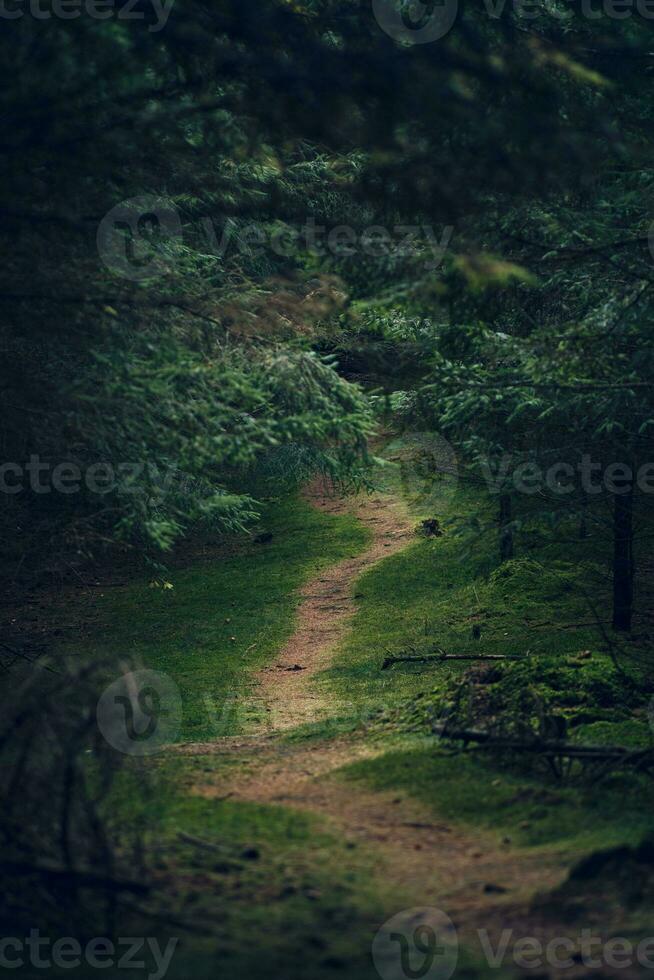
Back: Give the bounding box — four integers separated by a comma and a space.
382, 652, 521, 670
176, 831, 242, 866
433, 724, 654, 768
177, 831, 231, 852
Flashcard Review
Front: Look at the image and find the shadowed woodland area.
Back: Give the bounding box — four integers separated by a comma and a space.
2, 0, 654, 977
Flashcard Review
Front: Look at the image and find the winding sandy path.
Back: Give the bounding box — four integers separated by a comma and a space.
251, 480, 414, 732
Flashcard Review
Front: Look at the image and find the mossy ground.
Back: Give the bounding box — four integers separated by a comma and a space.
46, 473, 653, 978
340, 745, 654, 855
60, 494, 369, 741
319, 483, 643, 727
308, 479, 652, 866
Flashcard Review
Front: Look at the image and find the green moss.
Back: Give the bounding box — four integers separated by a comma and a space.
574, 718, 652, 748
320, 485, 612, 725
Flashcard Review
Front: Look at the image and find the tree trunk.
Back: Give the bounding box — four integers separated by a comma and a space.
579, 493, 588, 540
612, 488, 634, 632
499, 493, 513, 562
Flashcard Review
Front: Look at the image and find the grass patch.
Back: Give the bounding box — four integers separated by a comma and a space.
321, 485, 610, 724
60, 495, 369, 741
574, 718, 652, 748
111, 754, 392, 980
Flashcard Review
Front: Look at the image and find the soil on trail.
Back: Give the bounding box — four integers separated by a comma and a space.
189, 736, 568, 931
251, 480, 414, 732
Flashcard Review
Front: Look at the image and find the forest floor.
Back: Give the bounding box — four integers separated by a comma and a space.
179, 483, 564, 919
35, 452, 654, 979
160, 481, 651, 980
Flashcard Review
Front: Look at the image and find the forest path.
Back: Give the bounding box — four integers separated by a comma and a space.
179, 482, 569, 939
250, 478, 414, 732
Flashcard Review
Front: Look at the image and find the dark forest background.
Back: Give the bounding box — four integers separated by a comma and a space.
2, 0, 654, 973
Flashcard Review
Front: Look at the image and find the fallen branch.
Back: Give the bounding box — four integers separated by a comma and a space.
0, 860, 150, 895
382, 652, 521, 670
177, 831, 240, 861
524, 620, 610, 630
433, 724, 654, 769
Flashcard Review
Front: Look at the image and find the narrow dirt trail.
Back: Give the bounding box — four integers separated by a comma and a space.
251, 479, 414, 732
189, 735, 567, 929
180, 482, 570, 940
